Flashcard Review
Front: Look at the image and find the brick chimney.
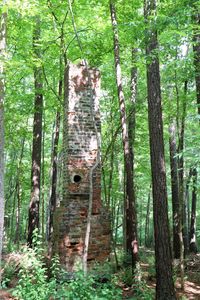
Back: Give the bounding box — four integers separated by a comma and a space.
53, 63, 110, 271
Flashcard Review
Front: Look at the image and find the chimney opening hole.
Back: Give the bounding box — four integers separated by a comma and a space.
73, 174, 82, 183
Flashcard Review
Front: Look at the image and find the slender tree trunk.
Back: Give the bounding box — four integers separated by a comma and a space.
107, 107, 114, 209
48, 107, 61, 247
169, 120, 180, 259
144, 0, 176, 298
128, 47, 138, 251
113, 202, 120, 269
128, 47, 138, 176
45, 6, 67, 245
27, 17, 43, 246
15, 137, 25, 247
145, 185, 151, 248
177, 81, 187, 289
41, 109, 45, 241
0, 4, 6, 279
189, 168, 197, 253
102, 167, 108, 206
15, 182, 21, 248
177, 81, 187, 256
189, 1, 200, 254
10, 187, 16, 242
185, 169, 192, 246
110, 0, 138, 268
48, 85, 61, 217
192, 6, 200, 117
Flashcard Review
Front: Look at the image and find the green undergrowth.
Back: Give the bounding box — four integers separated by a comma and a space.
1, 232, 121, 300
11, 255, 122, 300
1, 235, 155, 300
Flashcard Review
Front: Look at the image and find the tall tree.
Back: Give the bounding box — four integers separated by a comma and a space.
169, 115, 184, 289
27, 17, 43, 246
169, 120, 180, 259
145, 185, 152, 247
110, 0, 138, 268
190, 0, 200, 253
0, 1, 6, 279
179, 81, 188, 256
189, 167, 198, 253
129, 47, 138, 178
192, 2, 200, 117
144, 0, 176, 298
47, 87, 61, 250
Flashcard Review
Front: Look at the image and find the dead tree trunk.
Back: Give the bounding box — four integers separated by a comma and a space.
110, 0, 138, 268
144, 0, 176, 298
27, 17, 43, 246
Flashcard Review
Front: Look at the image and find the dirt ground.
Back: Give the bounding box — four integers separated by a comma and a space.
0, 290, 15, 300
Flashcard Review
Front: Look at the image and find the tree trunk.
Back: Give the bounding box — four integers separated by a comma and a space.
110, 0, 138, 268
107, 106, 114, 209
27, 17, 43, 246
144, 0, 176, 298
0, 4, 6, 280
15, 137, 25, 247
189, 168, 197, 253
145, 185, 151, 248
169, 120, 180, 259
192, 6, 200, 117
128, 47, 138, 176
177, 81, 187, 257
190, 3, 200, 254
41, 110, 45, 241
185, 169, 192, 246
48, 86, 61, 241
128, 46, 138, 250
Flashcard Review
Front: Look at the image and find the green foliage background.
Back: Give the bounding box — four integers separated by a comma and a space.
1, 0, 200, 250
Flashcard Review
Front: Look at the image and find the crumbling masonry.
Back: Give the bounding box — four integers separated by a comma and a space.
53, 63, 110, 270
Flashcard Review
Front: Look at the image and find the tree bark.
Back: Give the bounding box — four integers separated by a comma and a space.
189, 168, 198, 253
27, 17, 43, 246
128, 47, 138, 175
15, 137, 25, 247
190, 1, 200, 254
0, 4, 6, 280
48, 94, 61, 247
192, 6, 200, 117
169, 120, 180, 259
185, 169, 192, 246
110, 0, 138, 268
145, 185, 151, 248
177, 81, 187, 257
144, 0, 176, 298
107, 106, 114, 209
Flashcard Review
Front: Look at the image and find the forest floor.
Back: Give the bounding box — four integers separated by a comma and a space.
1, 251, 200, 299
122, 251, 200, 299
1, 278, 200, 299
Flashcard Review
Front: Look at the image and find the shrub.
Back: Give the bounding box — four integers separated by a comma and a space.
1, 261, 17, 288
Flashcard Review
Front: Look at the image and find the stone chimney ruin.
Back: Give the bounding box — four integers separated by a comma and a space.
53, 63, 110, 271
